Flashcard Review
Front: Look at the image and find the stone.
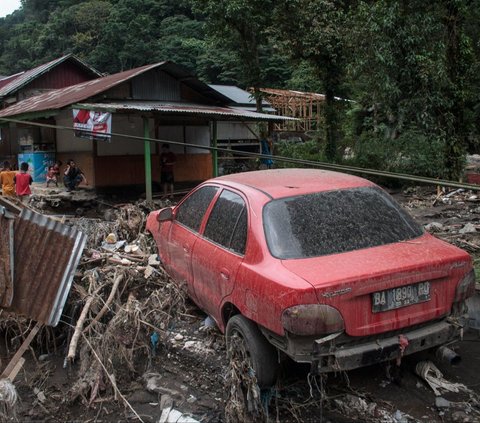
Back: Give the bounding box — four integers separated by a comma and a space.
127, 390, 157, 404
148, 254, 160, 266
425, 222, 444, 232
459, 223, 477, 234
144, 265, 154, 279
435, 397, 451, 409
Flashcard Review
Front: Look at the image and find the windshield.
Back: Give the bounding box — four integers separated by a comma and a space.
263, 187, 423, 259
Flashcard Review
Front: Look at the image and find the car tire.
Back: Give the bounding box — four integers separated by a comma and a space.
226, 314, 279, 388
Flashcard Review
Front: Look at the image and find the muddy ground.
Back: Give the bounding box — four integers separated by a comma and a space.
5, 185, 480, 423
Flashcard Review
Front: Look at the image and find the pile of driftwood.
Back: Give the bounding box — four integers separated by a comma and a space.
61, 202, 187, 409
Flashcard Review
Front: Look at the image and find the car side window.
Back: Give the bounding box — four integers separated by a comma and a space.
176, 186, 218, 232
204, 190, 247, 255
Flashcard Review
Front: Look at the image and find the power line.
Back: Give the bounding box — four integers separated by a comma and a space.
2, 116, 480, 191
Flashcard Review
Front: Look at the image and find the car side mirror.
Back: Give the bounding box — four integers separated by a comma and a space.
157, 207, 174, 222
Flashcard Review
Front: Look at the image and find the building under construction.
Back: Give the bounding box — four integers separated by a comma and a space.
257, 88, 326, 134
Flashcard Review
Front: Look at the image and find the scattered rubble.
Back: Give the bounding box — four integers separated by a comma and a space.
1, 186, 480, 422
333, 393, 417, 423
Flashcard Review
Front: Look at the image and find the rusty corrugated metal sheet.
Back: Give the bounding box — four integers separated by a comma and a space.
0, 63, 166, 118
0, 61, 232, 119
0, 201, 86, 326
74, 101, 296, 122
0, 54, 102, 99
0, 73, 23, 91
0, 208, 14, 308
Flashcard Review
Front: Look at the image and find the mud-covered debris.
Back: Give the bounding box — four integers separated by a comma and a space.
415, 361, 470, 396
435, 397, 451, 408
459, 223, 477, 234
0, 379, 18, 421
425, 222, 444, 233
333, 394, 417, 422
159, 407, 200, 423
183, 340, 215, 355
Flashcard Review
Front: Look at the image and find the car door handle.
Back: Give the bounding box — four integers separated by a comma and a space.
220, 269, 230, 280
183, 244, 190, 253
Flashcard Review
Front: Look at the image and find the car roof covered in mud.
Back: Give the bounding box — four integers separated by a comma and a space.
213, 169, 374, 199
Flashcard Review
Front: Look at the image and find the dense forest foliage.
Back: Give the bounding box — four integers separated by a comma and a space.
1, 0, 480, 180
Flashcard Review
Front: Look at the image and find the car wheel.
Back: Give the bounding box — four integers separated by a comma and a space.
226, 314, 279, 388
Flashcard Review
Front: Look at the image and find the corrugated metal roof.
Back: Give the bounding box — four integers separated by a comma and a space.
209, 84, 275, 112
210, 84, 258, 105
0, 72, 23, 91
0, 54, 102, 98
74, 101, 295, 121
0, 201, 86, 326
0, 61, 231, 119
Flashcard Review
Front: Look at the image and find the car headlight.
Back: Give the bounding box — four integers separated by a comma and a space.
281, 304, 345, 336
455, 269, 476, 302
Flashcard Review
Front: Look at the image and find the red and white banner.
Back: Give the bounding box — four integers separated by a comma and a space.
73, 109, 112, 141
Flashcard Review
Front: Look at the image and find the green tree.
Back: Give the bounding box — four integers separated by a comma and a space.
348, 0, 478, 179
273, 0, 349, 160
192, 0, 291, 110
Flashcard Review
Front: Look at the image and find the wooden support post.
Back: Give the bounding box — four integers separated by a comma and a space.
212, 120, 218, 177
143, 117, 152, 202
1, 322, 42, 379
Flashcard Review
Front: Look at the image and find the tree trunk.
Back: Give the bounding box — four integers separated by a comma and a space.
443, 0, 466, 181
324, 63, 339, 161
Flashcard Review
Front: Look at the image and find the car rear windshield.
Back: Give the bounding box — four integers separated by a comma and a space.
263, 187, 423, 259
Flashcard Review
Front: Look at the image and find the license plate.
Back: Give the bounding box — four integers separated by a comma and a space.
372, 281, 431, 313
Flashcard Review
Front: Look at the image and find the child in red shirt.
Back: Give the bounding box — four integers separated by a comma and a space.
14, 162, 33, 204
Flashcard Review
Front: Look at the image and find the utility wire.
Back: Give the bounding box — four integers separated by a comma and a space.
2, 116, 480, 191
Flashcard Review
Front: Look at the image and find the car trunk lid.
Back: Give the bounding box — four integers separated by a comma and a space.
281, 234, 471, 336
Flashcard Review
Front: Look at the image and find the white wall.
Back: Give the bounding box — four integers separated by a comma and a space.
97, 115, 150, 156
157, 125, 210, 155
217, 122, 258, 141
186, 126, 210, 154
56, 110, 93, 153
56, 110, 212, 156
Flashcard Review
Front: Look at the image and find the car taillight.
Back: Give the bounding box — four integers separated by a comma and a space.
281, 304, 345, 336
455, 269, 476, 302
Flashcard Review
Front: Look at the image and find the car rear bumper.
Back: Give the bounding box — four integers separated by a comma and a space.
313, 319, 463, 373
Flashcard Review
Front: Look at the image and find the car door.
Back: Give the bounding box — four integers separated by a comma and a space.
167, 185, 219, 300
192, 189, 248, 321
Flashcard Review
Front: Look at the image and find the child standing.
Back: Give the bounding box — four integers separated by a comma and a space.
15, 162, 33, 203
0, 161, 16, 197
53, 160, 62, 185
46, 165, 57, 187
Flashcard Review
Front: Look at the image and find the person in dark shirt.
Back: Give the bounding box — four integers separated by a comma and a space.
160, 144, 176, 198
64, 159, 88, 191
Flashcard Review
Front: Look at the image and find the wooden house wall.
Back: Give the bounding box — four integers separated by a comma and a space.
93, 153, 212, 187
18, 61, 98, 101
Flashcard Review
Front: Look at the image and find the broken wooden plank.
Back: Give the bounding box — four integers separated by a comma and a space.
6, 357, 25, 381
0, 322, 42, 379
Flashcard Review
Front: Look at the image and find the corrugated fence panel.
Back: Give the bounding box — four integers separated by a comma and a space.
4, 209, 86, 326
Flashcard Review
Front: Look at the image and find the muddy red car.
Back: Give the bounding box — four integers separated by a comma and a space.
146, 169, 475, 386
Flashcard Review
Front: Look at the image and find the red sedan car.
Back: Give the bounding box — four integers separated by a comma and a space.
146, 169, 475, 387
